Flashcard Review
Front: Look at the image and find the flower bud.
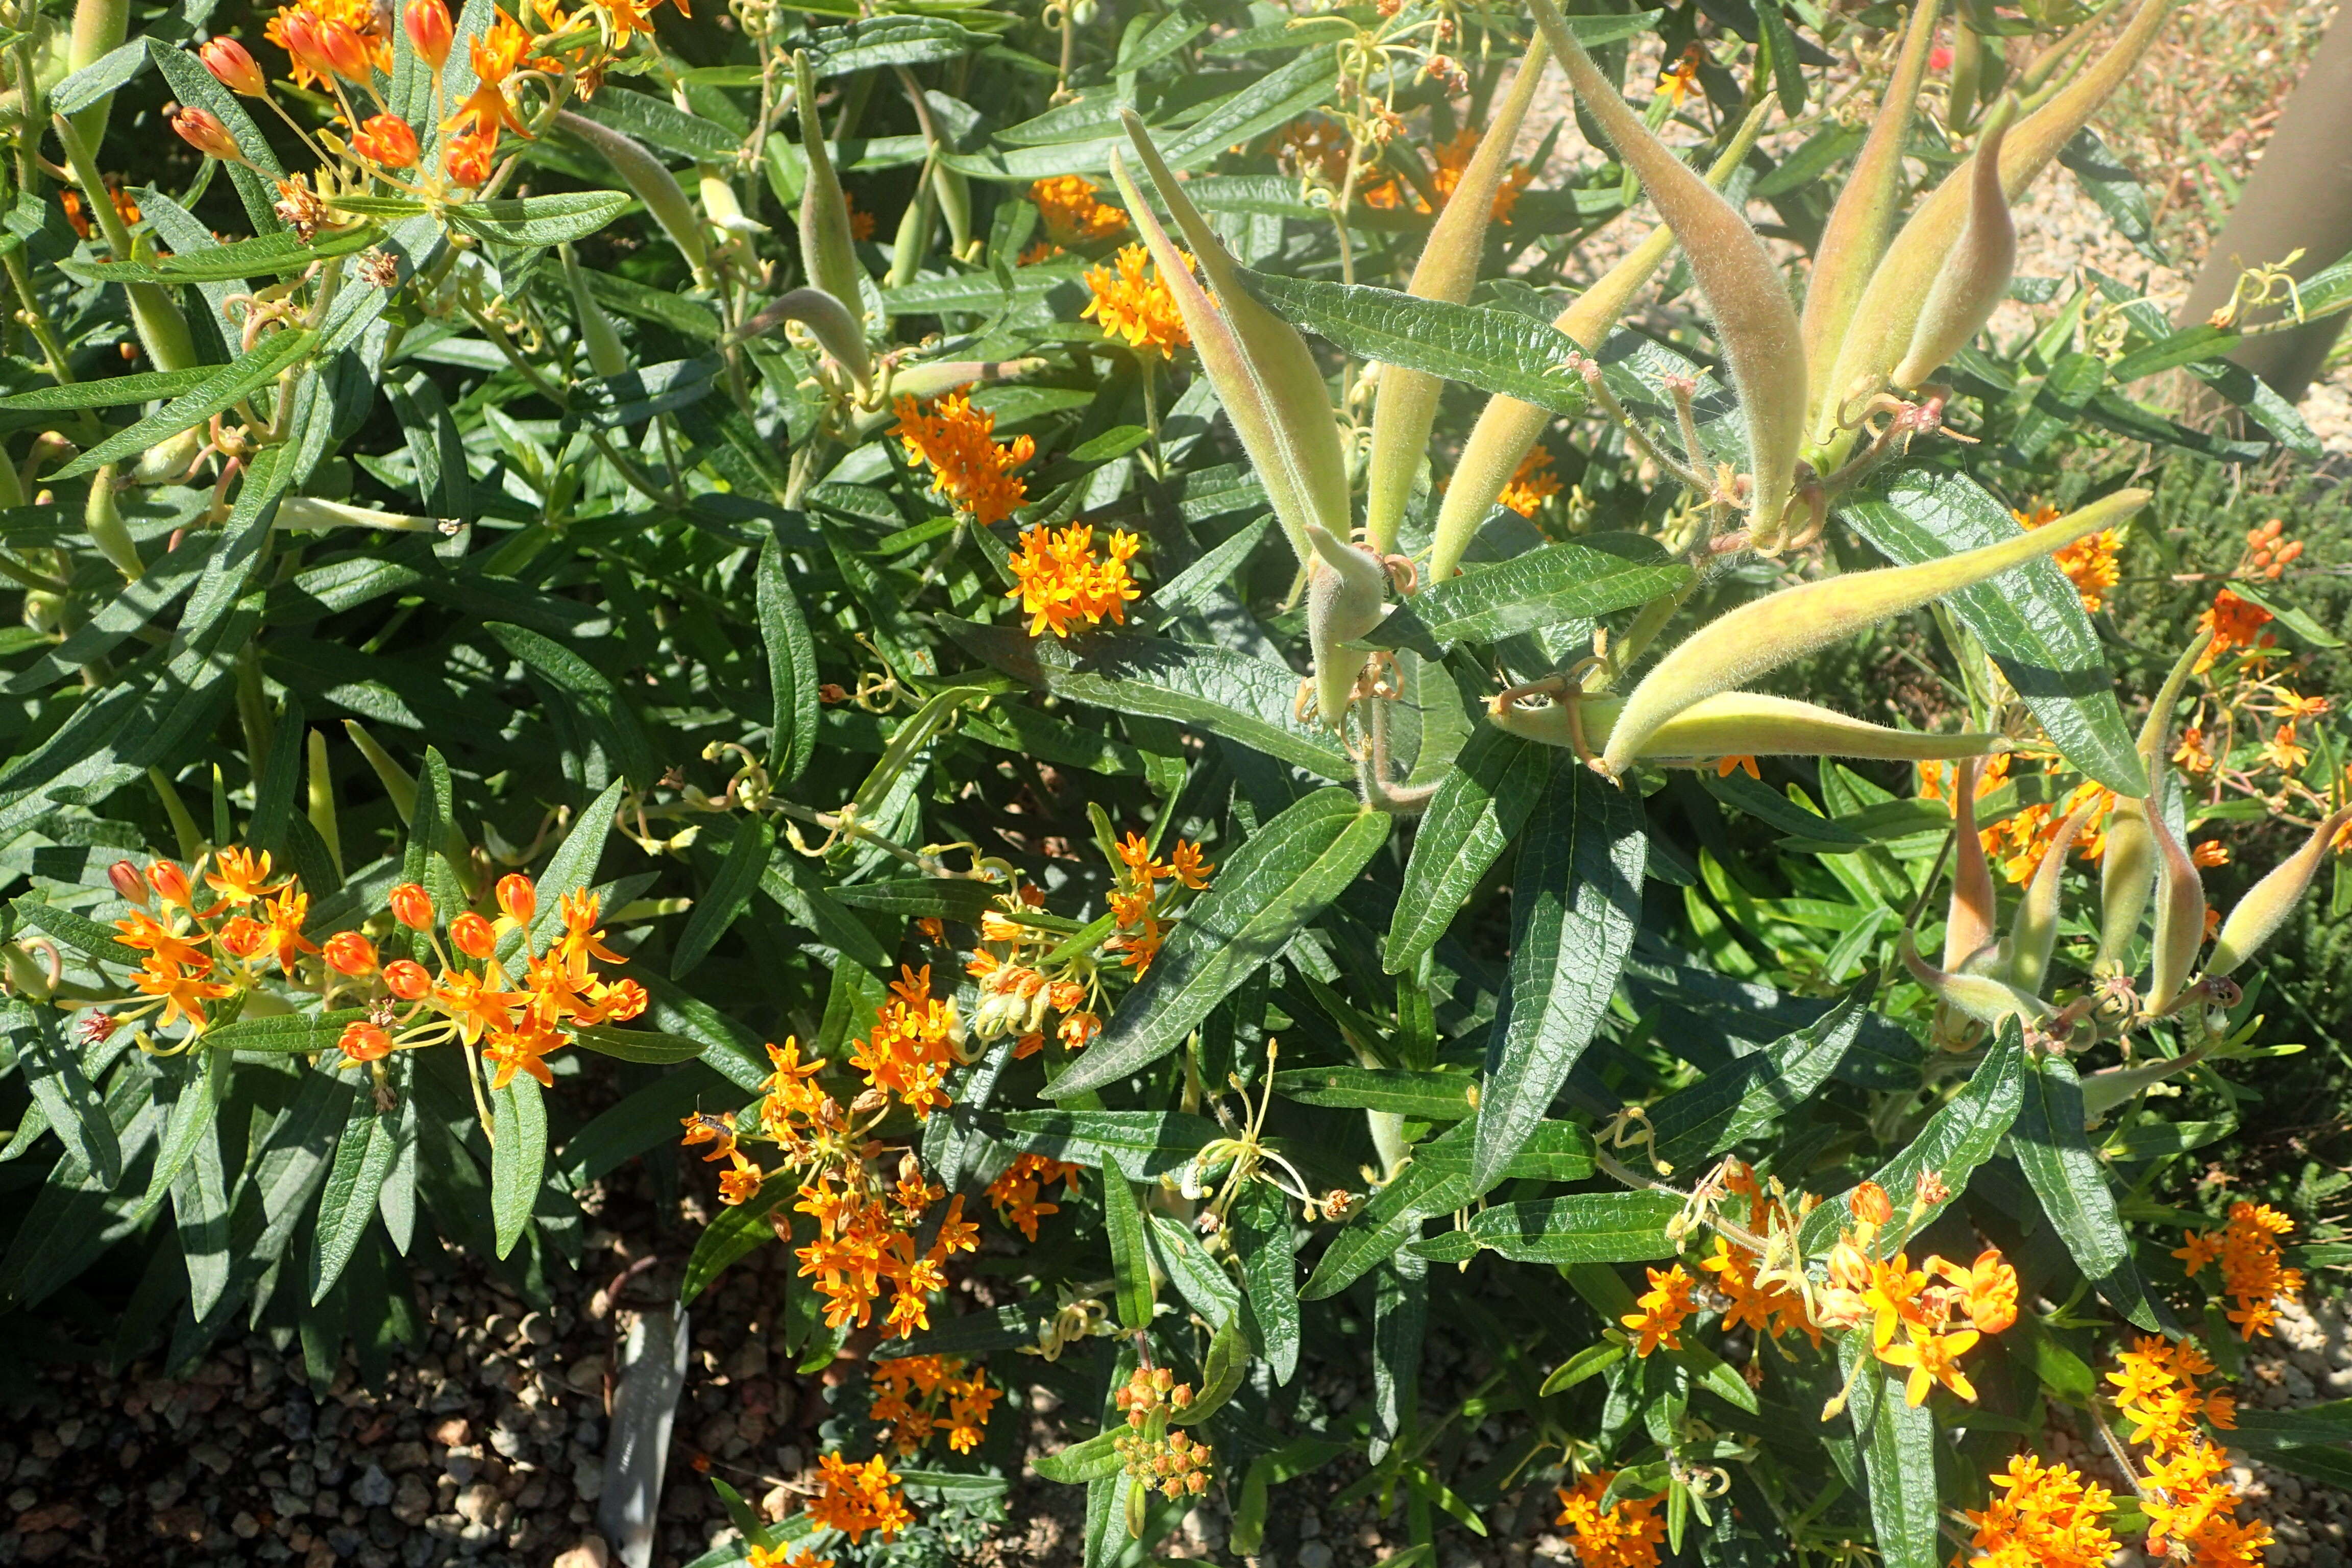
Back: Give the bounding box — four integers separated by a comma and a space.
323, 930, 378, 975
1599, 489, 2149, 778
169, 106, 246, 163
109, 860, 148, 905
352, 112, 420, 169
384, 959, 432, 999
219, 917, 265, 958
338, 1021, 394, 1063
388, 881, 434, 930
404, 0, 452, 68
1303, 524, 1388, 729
2205, 808, 2351, 979
199, 37, 268, 96
601, 977, 648, 1022
2144, 807, 2204, 1012
1850, 1182, 1894, 1227
1892, 100, 2016, 389
312, 14, 371, 80
442, 130, 495, 190
149, 860, 193, 907
450, 911, 497, 959
496, 872, 537, 925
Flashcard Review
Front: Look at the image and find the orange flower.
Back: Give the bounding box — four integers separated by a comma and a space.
338, 1021, 395, 1063
442, 129, 499, 188
1497, 444, 1561, 518
1002, 522, 1141, 639
1554, 1471, 1666, 1568
894, 394, 1035, 528
1958, 1453, 2117, 1568
384, 959, 432, 999
352, 112, 420, 168
1714, 753, 1760, 780
323, 930, 378, 975
389, 881, 434, 929
1030, 174, 1126, 246
199, 37, 268, 95
450, 911, 497, 959
2019, 500, 2121, 613
496, 872, 538, 925
2194, 588, 2273, 673
1082, 243, 1190, 360
1878, 1322, 1980, 1405
1620, 1264, 1695, 1356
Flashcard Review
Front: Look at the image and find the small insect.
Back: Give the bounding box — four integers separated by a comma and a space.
680, 1110, 739, 1160
369, 0, 395, 37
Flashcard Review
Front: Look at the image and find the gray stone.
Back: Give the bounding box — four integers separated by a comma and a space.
353, 1466, 394, 1509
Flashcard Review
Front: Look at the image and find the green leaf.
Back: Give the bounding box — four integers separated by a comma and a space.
309, 1088, 398, 1302
2219, 578, 2343, 650
574, 85, 741, 160
1364, 536, 1688, 657
810, 14, 991, 72
3, 1003, 120, 1187
2059, 128, 2163, 264
570, 1024, 710, 1065
1850, 1349, 1939, 1568
1539, 1341, 1626, 1396
84, 224, 384, 284
203, 1007, 373, 1054
1105, 1171, 1155, 1331
1754, 0, 1807, 115
1146, 1210, 1241, 1329
0, 366, 218, 410
1471, 759, 1645, 1192
1699, 768, 1871, 847
671, 815, 775, 978
1230, 1178, 1300, 1383
487, 623, 656, 788
1272, 1065, 1475, 1119
1840, 471, 2146, 796
943, 618, 1352, 779
9, 897, 144, 968
681, 1179, 792, 1303
1437, 1191, 1683, 1264
2228, 1400, 2352, 1450
55, 329, 316, 481
1386, 726, 1549, 973
757, 531, 822, 782
1051, 789, 1390, 1096
957, 1109, 1222, 1180
829, 877, 1003, 922
140, 1041, 231, 1215
444, 191, 633, 247
490, 1074, 548, 1260
1032, 1431, 1124, 1483
1238, 270, 1591, 413
1645, 985, 1868, 1172
2013, 1052, 2163, 1331
51, 37, 149, 115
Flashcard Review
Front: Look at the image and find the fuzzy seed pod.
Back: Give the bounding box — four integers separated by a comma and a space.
1892, 100, 2016, 389
1488, 689, 2005, 765
740, 287, 872, 401
1599, 489, 2148, 777
68, 0, 130, 147
1110, 116, 1350, 568
1943, 756, 1997, 974
1304, 524, 1388, 729
1430, 103, 1771, 581
792, 53, 869, 327
558, 111, 710, 283
84, 465, 141, 581
2143, 806, 2204, 1013
2097, 629, 2211, 969
1901, 928, 2052, 1030
2008, 793, 2103, 997
2205, 808, 2352, 979
886, 357, 1043, 406
1530, 0, 1806, 545
560, 243, 630, 382
1363, 29, 1550, 556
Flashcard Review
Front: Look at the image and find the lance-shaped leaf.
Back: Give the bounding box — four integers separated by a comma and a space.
1818, 0, 2173, 444
1493, 689, 2005, 765
1432, 104, 1769, 579
1529, 0, 1805, 543
2014, 1052, 2165, 1332
1893, 99, 2017, 388
1363, 29, 1550, 553
1304, 524, 1387, 727
1110, 115, 1349, 568
1600, 490, 2146, 777
1799, 0, 1941, 420
2207, 809, 2352, 980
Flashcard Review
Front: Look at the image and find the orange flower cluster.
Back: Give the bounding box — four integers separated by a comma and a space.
894, 393, 1036, 528
804, 1453, 913, 1543
1003, 522, 1143, 638
1427, 124, 1532, 222
2176, 1201, 2302, 1340
264, 0, 392, 90
745, 1544, 831, 1568
106, 849, 306, 1034
797, 1166, 977, 1337
2240, 517, 2303, 580
1697, 1164, 1817, 1347
1498, 445, 1562, 518
2195, 588, 2275, 674
870, 1355, 1000, 1456
2017, 500, 2122, 614
1956, 1452, 2118, 1568
1554, 1472, 1667, 1568
2108, 1337, 2270, 1567
1620, 1264, 1696, 1356
1817, 1183, 2018, 1406
848, 965, 964, 1119
1030, 174, 1127, 248
1106, 830, 1212, 972
682, 1110, 767, 1205
62, 180, 141, 242
1082, 243, 1192, 360
985, 1153, 1084, 1240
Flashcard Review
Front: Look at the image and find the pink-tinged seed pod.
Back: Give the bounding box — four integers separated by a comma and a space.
170, 105, 246, 163
1892, 101, 2017, 388
404, 0, 453, 68
1942, 756, 1996, 974
198, 37, 268, 96
1303, 524, 1389, 729
1900, 928, 2052, 1033
2008, 794, 2103, 998
2205, 808, 2352, 979
2143, 806, 2204, 1013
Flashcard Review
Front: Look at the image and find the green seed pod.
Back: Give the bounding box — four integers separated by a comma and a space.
1530, 0, 1806, 544
84, 465, 142, 581
1799, 0, 1941, 430
1943, 756, 1996, 974
1891, 99, 2016, 389
2143, 806, 2203, 1013
2008, 793, 2102, 997
793, 53, 869, 326
2096, 630, 2211, 969
1488, 688, 2004, 765
1901, 928, 2052, 1030
561, 243, 630, 381
1110, 118, 1350, 568
739, 286, 873, 401
932, 161, 974, 261
558, 111, 711, 283
1305, 524, 1388, 729
66, 0, 130, 153
889, 164, 934, 291
275, 497, 445, 533
1363, 29, 1550, 556
1430, 103, 1770, 581
2206, 808, 2352, 979
1600, 489, 2148, 777
884, 357, 1044, 405
1814, 0, 2172, 450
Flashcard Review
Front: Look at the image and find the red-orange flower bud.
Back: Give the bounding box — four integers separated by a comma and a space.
404, 0, 453, 68
109, 860, 148, 905
495, 873, 536, 925
450, 911, 497, 959
388, 881, 434, 930
383, 958, 432, 999
169, 106, 245, 163
312, 15, 372, 80
352, 112, 420, 169
602, 978, 648, 1022
199, 37, 269, 96
323, 931, 379, 975
219, 917, 266, 958
1849, 1181, 1893, 1227
277, 8, 329, 74
442, 130, 494, 189
338, 1021, 394, 1063
148, 861, 193, 907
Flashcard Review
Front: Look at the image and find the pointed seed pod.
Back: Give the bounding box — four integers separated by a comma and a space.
1430, 102, 1770, 581
84, 465, 142, 581
2008, 794, 2102, 997
1943, 757, 1997, 973
791, 52, 866, 318
1529, 0, 1806, 544
1799, 0, 1941, 428
2097, 629, 2211, 969
1305, 524, 1388, 728
2143, 806, 2203, 1012
1109, 117, 1350, 567
740, 286, 872, 401
886, 357, 1043, 405
1488, 689, 2005, 765
557, 111, 710, 283
1363, 29, 1550, 555
2206, 809, 2352, 979
1600, 489, 2148, 777
1901, 928, 2052, 1030
560, 242, 630, 381
1892, 98, 2017, 388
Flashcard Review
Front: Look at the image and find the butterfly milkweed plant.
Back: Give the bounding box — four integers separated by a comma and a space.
3, 0, 2351, 1559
